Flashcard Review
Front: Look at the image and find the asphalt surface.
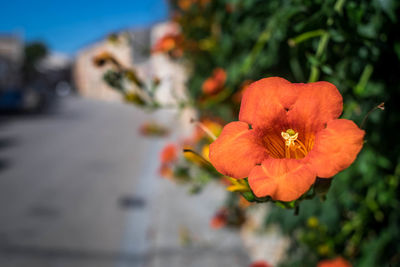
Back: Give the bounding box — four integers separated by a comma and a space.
0, 96, 250, 267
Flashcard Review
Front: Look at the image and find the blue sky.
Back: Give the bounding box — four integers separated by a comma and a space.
0, 0, 169, 55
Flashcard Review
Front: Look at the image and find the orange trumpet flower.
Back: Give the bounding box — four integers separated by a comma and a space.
209, 77, 364, 202
202, 68, 227, 95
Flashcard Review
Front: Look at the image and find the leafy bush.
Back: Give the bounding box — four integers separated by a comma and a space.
172, 0, 400, 265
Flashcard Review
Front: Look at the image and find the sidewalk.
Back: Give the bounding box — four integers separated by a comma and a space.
118, 108, 250, 267
0, 97, 250, 267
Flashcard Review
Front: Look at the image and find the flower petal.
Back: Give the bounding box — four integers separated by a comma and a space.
248, 158, 316, 201
308, 119, 365, 178
287, 81, 343, 132
209, 121, 268, 179
239, 77, 298, 128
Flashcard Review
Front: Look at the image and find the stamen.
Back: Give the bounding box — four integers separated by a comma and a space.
281, 129, 309, 159
295, 140, 308, 155
266, 129, 313, 159
285, 146, 290, 158
265, 134, 285, 158
294, 149, 299, 159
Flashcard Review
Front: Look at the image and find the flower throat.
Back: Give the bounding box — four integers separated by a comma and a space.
264, 128, 314, 159
281, 129, 308, 159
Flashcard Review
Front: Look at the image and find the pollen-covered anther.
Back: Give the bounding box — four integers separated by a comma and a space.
281, 129, 298, 147
281, 129, 309, 159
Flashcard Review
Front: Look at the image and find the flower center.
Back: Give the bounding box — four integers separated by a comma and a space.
281, 129, 298, 147
263, 128, 314, 159
281, 129, 308, 159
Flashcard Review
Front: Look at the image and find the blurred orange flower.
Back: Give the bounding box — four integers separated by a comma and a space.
318, 257, 352, 267
159, 143, 178, 179
178, 0, 192, 10
160, 143, 178, 164
209, 77, 365, 201
158, 164, 174, 179
225, 3, 235, 13
152, 33, 183, 58
210, 208, 228, 229
177, 0, 209, 10
249, 260, 273, 267
202, 68, 227, 95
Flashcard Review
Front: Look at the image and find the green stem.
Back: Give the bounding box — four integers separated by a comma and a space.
334, 0, 346, 14
316, 32, 330, 58
360, 102, 385, 129
241, 24, 271, 76
354, 64, 374, 96
288, 29, 326, 47
308, 66, 320, 83
308, 32, 330, 82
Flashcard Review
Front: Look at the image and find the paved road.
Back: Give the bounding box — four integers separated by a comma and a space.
0, 96, 249, 267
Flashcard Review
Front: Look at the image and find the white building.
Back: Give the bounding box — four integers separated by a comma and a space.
0, 35, 23, 89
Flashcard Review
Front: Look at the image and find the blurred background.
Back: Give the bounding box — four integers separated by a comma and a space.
1, 0, 400, 267
0, 1, 251, 267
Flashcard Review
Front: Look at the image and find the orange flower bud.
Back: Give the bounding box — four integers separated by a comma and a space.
160, 143, 178, 164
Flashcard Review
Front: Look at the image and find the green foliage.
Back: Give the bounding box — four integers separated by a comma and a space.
172, 0, 400, 265
103, 70, 124, 91
98, 0, 399, 264
24, 42, 47, 66
22, 42, 48, 82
